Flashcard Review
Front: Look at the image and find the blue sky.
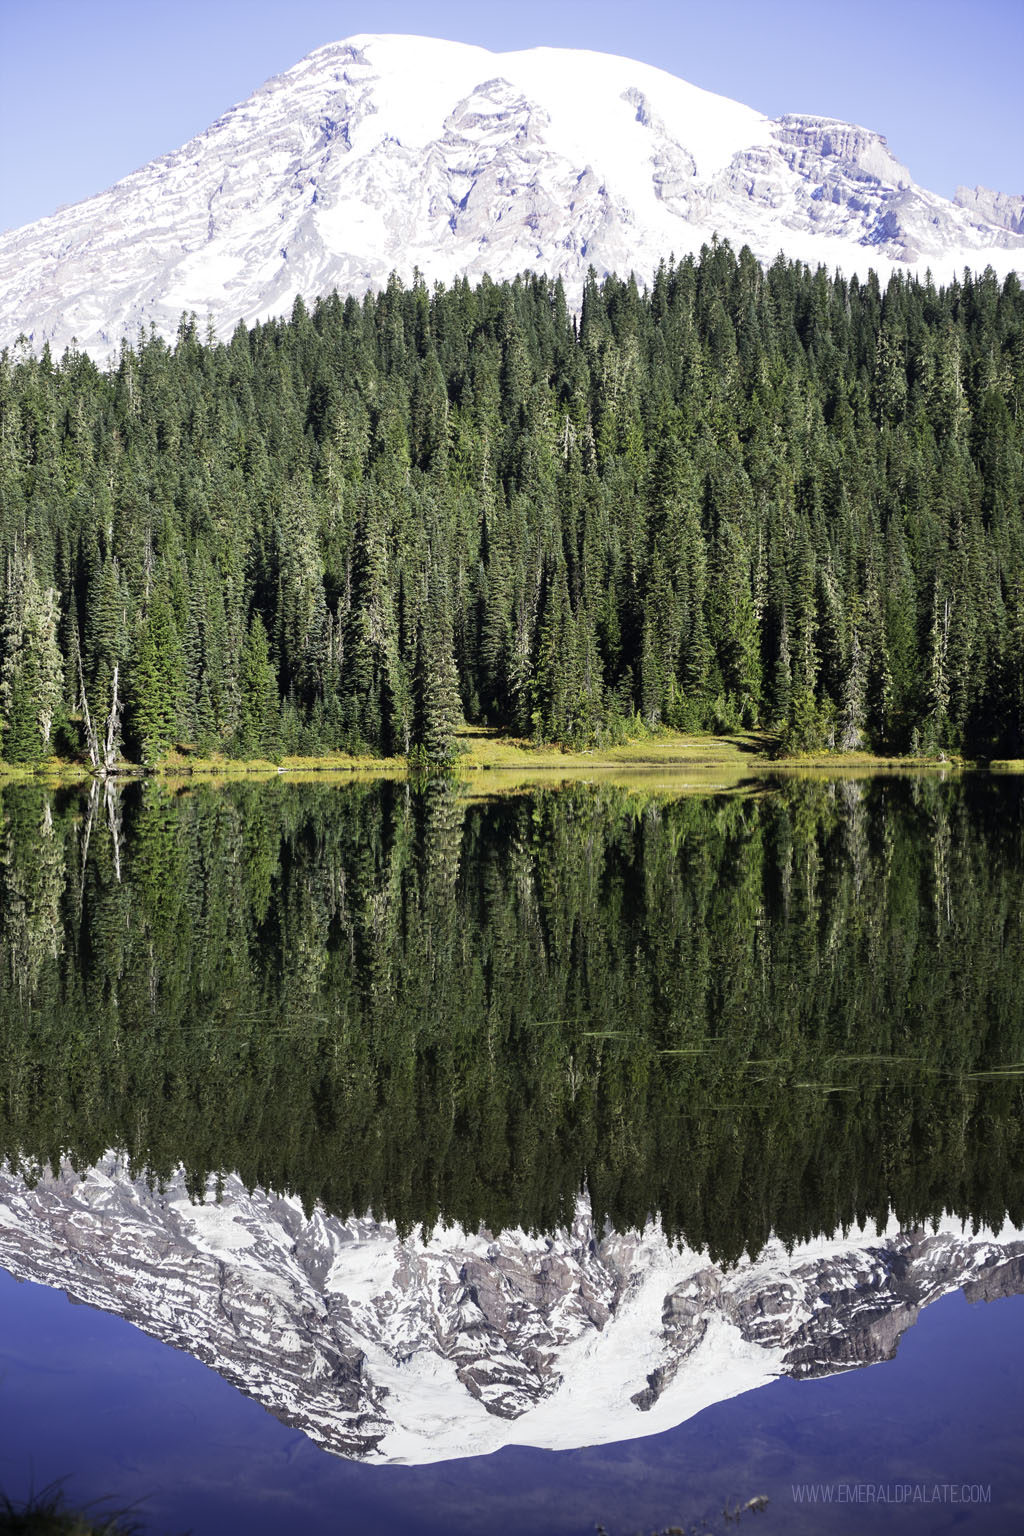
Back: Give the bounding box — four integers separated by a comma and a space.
1, 0, 1021, 233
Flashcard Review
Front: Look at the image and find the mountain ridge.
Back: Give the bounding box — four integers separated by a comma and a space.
1, 33, 1021, 359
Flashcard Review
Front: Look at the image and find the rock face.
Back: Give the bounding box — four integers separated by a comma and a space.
0, 33, 1021, 358
955, 185, 1024, 236
1, 1155, 1021, 1464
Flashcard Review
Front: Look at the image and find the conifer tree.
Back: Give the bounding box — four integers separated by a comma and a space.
127, 583, 184, 764
0, 556, 64, 762
236, 613, 279, 759
412, 570, 462, 764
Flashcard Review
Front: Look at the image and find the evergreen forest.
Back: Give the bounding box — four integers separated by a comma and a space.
2, 245, 1023, 765
2, 775, 1022, 1262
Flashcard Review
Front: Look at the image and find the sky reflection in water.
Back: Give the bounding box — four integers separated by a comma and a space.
1, 1268, 1022, 1535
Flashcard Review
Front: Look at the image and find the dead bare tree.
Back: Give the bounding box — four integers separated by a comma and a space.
104, 778, 122, 883
102, 662, 121, 771
77, 647, 100, 770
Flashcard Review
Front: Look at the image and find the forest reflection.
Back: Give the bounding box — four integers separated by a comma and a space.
1, 773, 1022, 1264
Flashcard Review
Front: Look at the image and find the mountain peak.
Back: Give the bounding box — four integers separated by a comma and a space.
1, 34, 1021, 358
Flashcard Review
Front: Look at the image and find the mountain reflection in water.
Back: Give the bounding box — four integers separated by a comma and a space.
0, 773, 1023, 1472
0, 1156, 1021, 1463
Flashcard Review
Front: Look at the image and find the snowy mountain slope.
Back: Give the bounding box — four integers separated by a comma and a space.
1, 1155, 1021, 1464
0, 34, 1022, 359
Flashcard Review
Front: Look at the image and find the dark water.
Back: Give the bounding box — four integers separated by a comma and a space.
1, 772, 1023, 1531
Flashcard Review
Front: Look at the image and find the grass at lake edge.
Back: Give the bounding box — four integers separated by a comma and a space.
0, 727, 973, 787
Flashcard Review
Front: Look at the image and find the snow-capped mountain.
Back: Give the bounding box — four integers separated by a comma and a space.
1, 34, 1022, 360
1, 1155, 1021, 1464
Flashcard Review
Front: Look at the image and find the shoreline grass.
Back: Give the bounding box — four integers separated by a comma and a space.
0, 1484, 145, 1535
0, 727, 977, 787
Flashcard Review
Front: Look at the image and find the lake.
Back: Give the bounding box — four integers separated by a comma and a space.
0, 772, 1022, 1532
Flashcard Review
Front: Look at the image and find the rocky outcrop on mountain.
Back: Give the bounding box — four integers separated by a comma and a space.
0, 34, 1021, 359
955, 185, 1024, 236
1, 1156, 1021, 1463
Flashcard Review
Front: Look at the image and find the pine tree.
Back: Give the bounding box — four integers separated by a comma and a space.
339, 498, 403, 752
0, 556, 64, 762
411, 570, 462, 765
236, 613, 279, 759
127, 583, 184, 764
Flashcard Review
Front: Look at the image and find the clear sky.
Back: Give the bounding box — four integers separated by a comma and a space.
1, 0, 1021, 234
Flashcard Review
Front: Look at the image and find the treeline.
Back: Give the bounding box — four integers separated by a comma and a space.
1, 246, 1023, 763
2, 776, 1023, 1260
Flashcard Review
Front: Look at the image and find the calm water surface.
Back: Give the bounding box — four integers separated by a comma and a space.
0, 773, 1022, 1532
